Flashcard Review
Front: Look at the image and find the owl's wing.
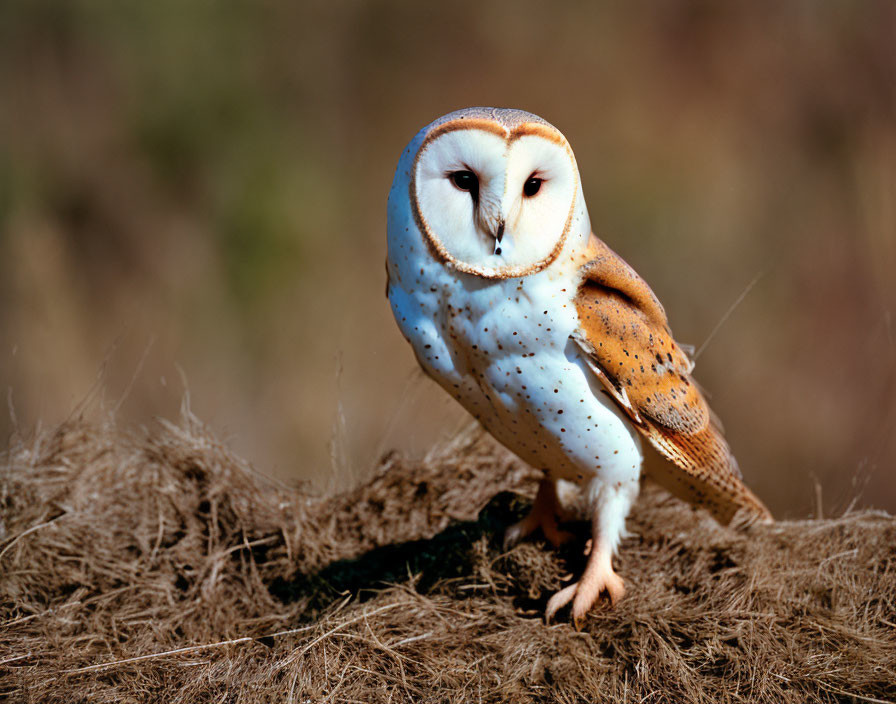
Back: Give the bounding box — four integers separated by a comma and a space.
572, 234, 772, 525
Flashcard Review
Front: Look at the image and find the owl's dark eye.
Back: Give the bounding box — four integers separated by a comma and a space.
523, 176, 543, 197
450, 170, 479, 200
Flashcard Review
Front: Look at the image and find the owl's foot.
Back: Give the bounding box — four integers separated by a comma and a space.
545, 547, 624, 629
503, 479, 574, 549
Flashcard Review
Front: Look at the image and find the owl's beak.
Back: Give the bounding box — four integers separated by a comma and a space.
493, 219, 505, 256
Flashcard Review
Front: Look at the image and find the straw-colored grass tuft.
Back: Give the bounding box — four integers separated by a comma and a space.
1, 415, 894, 702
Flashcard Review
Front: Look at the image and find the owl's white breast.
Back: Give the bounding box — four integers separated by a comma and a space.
386, 185, 642, 485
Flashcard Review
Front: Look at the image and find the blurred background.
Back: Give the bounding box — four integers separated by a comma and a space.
1, 1, 893, 517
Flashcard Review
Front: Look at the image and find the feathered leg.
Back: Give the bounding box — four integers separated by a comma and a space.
545, 476, 638, 628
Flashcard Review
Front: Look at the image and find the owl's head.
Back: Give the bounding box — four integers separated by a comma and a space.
392, 107, 589, 279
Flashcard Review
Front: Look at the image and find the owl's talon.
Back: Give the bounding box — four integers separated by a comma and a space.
504, 479, 572, 549
502, 519, 535, 550
544, 549, 625, 625
545, 583, 579, 623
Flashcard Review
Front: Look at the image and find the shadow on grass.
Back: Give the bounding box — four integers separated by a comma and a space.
269, 492, 589, 614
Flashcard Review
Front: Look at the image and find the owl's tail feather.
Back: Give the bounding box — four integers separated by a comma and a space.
641, 420, 773, 526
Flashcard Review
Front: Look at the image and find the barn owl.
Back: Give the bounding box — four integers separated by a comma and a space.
385, 107, 771, 626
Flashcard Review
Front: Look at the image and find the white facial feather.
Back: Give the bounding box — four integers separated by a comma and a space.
408, 117, 583, 279
414, 129, 507, 266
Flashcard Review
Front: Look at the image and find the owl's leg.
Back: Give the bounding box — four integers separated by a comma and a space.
545, 476, 638, 628
503, 478, 574, 549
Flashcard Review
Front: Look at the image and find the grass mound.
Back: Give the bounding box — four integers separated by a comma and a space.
1, 415, 894, 703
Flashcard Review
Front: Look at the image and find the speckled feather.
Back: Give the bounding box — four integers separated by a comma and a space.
572, 236, 772, 525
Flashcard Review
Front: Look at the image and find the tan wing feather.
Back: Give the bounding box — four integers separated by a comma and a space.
573, 235, 772, 525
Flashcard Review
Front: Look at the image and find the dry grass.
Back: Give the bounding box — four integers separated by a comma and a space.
1, 414, 894, 703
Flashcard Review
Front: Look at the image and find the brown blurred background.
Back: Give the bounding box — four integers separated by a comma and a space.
1, 1, 894, 517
